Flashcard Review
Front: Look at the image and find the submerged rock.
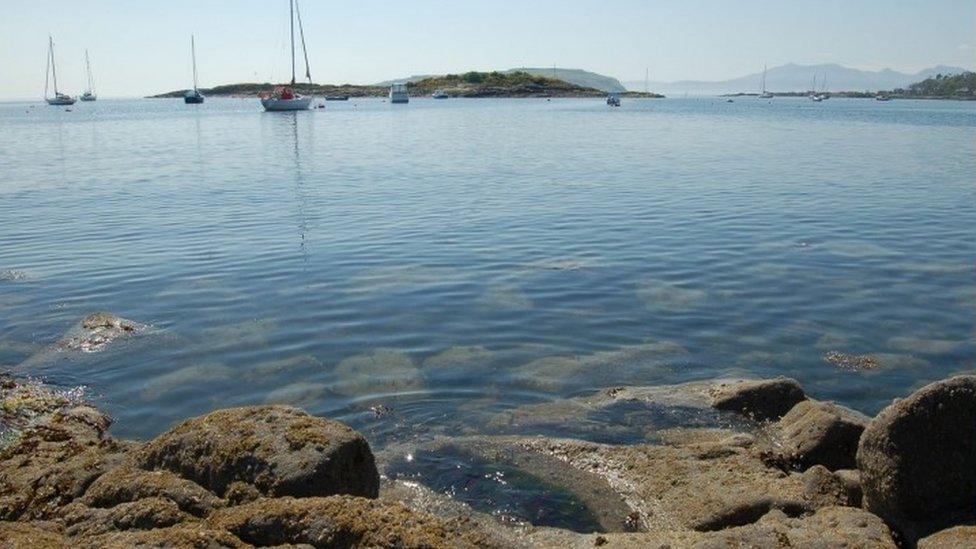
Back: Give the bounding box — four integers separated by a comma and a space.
710, 377, 807, 421
133, 405, 379, 499
332, 349, 423, 396
13, 313, 148, 372
772, 400, 870, 471
857, 375, 976, 543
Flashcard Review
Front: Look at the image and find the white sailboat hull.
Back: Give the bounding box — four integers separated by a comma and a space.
46, 97, 76, 105
261, 96, 313, 111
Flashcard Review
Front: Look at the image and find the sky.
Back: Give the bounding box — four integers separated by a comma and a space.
1, 0, 974, 100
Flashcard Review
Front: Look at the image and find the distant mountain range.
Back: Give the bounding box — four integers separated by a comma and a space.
377, 68, 627, 93
623, 64, 969, 95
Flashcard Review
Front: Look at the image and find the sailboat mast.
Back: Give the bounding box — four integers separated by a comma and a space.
289, 0, 296, 85
85, 50, 93, 93
50, 36, 60, 95
645, 68, 649, 94
191, 36, 199, 91
762, 64, 767, 94
295, 0, 311, 83
45, 39, 51, 99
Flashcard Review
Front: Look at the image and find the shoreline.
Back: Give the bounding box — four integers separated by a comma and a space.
1, 313, 973, 547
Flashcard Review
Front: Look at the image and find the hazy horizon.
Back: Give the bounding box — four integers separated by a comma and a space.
2, 0, 974, 101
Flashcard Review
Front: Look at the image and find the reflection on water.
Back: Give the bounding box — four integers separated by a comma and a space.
0, 97, 973, 447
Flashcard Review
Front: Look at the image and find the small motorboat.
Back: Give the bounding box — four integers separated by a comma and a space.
432, 90, 448, 99
325, 94, 349, 101
606, 94, 621, 107
875, 94, 892, 102
389, 83, 409, 104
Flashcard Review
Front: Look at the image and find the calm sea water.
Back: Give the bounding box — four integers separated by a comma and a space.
1, 97, 974, 449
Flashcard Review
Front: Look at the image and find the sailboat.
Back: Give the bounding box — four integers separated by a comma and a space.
759, 64, 774, 99
44, 36, 76, 105
260, 0, 313, 111
810, 74, 823, 102
184, 36, 204, 104
80, 50, 97, 101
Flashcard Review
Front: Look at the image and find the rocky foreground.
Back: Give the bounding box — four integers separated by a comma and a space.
1, 315, 974, 548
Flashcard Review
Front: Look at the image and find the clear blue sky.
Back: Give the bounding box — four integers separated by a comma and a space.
2, 0, 973, 99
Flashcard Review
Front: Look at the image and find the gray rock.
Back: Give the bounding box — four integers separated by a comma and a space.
857, 375, 976, 543
133, 405, 379, 499
774, 400, 870, 470
710, 377, 807, 421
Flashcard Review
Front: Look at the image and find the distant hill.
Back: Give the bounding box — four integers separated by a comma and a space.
883, 71, 976, 99
624, 64, 970, 95
379, 68, 628, 93
505, 68, 627, 93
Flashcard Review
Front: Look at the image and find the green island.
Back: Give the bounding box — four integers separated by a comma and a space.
723, 71, 976, 100
149, 71, 664, 99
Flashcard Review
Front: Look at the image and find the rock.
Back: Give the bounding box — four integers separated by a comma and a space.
62, 497, 193, 537
133, 405, 379, 499
773, 400, 870, 470
61, 312, 145, 353
207, 495, 498, 548
77, 524, 246, 548
0, 401, 129, 521
857, 375, 976, 543
0, 521, 70, 547
710, 377, 807, 421
801, 465, 862, 508
918, 525, 976, 549
524, 506, 896, 548
453, 432, 852, 534
81, 466, 224, 517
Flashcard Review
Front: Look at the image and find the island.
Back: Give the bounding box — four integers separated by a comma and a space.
721, 71, 975, 100
149, 71, 665, 99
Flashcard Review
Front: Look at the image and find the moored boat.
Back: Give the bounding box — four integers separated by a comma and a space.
389, 83, 409, 104
44, 37, 76, 105
184, 36, 204, 104
80, 50, 97, 101
606, 94, 621, 107
261, 0, 314, 112
432, 90, 448, 99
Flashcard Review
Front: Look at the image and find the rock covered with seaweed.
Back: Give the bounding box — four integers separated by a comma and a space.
1, 360, 974, 547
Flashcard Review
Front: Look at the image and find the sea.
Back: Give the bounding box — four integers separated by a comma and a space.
1, 96, 973, 525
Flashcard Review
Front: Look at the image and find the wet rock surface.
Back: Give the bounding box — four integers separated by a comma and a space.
857, 375, 976, 543
917, 525, 976, 549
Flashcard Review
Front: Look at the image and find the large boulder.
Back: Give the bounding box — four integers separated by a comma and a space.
206, 495, 498, 548
710, 377, 807, 421
773, 400, 870, 470
76, 524, 246, 548
857, 375, 976, 543
132, 405, 379, 499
